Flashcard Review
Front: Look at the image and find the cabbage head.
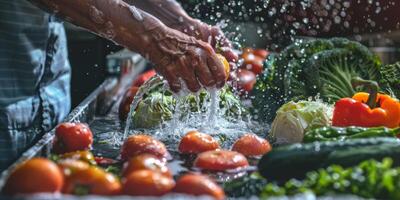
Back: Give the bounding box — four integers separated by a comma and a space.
270, 101, 332, 144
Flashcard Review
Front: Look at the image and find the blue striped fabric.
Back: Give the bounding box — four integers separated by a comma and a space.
0, 0, 71, 170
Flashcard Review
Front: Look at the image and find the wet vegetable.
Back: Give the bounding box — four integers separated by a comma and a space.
132, 85, 247, 129
122, 154, 171, 178
174, 174, 225, 200
252, 38, 382, 123
258, 138, 400, 181
194, 150, 249, 171
261, 158, 400, 199
332, 78, 400, 128
178, 131, 220, 154
121, 170, 175, 196
269, 101, 332, 144
232, 133, 271, 157
120, 135, 169, 161
62, 165, 121, 195
132, 93, 175, 129
304, 126, 400, 142
3, 158, 64, 195
53, 123, 94, 154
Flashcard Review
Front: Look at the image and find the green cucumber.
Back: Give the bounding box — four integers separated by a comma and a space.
258, 138, 400, 181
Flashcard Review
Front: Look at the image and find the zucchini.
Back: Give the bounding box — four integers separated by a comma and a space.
258, 138, 400, 181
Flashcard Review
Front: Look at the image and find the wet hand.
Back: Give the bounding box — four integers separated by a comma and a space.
147, 27, 226, 93
179, 19, 238, 68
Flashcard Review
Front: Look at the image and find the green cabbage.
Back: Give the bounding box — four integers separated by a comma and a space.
132, 92, 174, 129
269, 101, 332, 144
132, 87, 247, 129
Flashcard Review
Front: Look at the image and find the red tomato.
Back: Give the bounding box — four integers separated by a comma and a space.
174, 174, 225, 200
120, 134, 168, 161
62, 165, 121, 195
194, 150, 249, 171
122, 154, 172, 178
253, 49, 269, 59
57, 159, 90, 176
53, 123, 93, 154
132, 70, 157, 87
3, 158, 64, 195
122, 170, 175, 196
178, 131, 220, 154
119, 86, 139, 121
241, 53, 264, 75
233, 69, 256, 93
232, 133, 272, 157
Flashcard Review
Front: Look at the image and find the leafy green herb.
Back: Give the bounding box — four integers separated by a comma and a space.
261, 158, 400, 199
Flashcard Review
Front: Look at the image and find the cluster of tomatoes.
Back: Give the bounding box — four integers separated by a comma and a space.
230, 48, 269, 95
119, 130, 272, 199
3, 122, 271, 199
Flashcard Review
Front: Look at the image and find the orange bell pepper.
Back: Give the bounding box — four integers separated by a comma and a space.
332, 78, 400, 128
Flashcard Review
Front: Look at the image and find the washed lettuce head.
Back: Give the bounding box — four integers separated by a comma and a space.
132, 92, 174, 129
132, 86, 247, 129
270, 101, 332, 144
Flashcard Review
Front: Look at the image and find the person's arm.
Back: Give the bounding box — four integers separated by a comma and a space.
127, 0, 238, 65
28, 0, 226, 92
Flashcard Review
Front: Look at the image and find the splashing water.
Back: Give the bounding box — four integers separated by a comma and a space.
121, 76, 260, 150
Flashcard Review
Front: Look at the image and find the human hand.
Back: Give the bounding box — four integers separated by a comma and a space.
146, 27, 226, 93
178, 19, 238, 68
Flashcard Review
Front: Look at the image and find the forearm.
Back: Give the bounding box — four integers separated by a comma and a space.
125, 0, 196, 32
28, 0, 168, 57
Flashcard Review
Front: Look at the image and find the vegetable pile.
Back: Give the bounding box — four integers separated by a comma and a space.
3, 38, 400, 199
262, 158, 400, 199
251, 38, 398, 123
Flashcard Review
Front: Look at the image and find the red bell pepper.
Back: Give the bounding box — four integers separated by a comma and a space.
332, 78, 400, 128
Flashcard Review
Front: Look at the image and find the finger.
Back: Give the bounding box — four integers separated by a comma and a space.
210, 27, 239, 63
192, 51, 216, 88
163, 64, 181, 93
177, 56, 201, 92
207, 53, 226, 88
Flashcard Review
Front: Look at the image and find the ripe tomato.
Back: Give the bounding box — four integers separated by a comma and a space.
122, 170, 175, 196
3, 158, 64, 195
57, 159, 90, 177
194, 150, 249, 171
216, 54, 230, 80
132, 70, 157, 87
122, 154, 172, 178
234, 69, 256, 93
253, 49, 269, 59
232, 133, 272, 157
62, 165, 121, 195
174, 174, 225, 200
241, 53, 264, 75
178, 131, 220, 154
60, 151, 96, 165
53, 122, 93, 154
120, 134, 168, 161
119, 86, 139, 121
